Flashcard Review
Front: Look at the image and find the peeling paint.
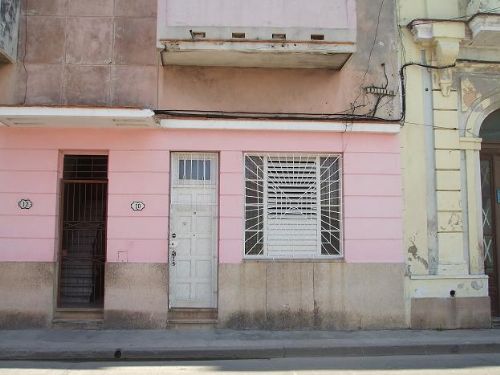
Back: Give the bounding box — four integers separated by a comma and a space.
439, 212, 463, 232
408, 244, 429, 270
461, 78, 480, 111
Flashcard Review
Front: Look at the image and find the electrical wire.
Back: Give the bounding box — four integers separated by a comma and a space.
399, 62, 456, 125
155, 109, 394, 123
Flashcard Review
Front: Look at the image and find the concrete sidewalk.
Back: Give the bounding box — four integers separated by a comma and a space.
1, 329, 500, 361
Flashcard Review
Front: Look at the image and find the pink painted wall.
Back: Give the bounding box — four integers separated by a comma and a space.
0, 127, 402, 264
163, 0, 355, 29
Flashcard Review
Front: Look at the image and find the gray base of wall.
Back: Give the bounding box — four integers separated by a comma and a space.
103, 263, 168, 329
2, 262, 492, 330
218, 262, 408, 330
104, 310, 167, 329
0, 262, 169, 329
0, 262, 54, 329
0, 311, 50, 329
411, 297, 491, 329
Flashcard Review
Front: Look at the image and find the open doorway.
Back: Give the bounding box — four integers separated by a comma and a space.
57, 155, 108, 308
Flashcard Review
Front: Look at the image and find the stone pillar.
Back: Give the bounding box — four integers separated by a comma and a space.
432, 91, 468, 275
406, 11, 491, 331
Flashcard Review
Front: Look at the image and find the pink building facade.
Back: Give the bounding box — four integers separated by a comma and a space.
0, 0, 405, 329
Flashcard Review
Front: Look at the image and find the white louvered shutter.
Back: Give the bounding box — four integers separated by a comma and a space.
266, 156, 318, 258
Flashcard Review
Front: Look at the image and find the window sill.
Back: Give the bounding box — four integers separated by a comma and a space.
242, 258, 345, 263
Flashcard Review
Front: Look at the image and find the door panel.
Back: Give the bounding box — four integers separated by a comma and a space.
169, 153, 218, 309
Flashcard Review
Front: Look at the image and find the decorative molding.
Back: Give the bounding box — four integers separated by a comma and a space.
410, 22, 466, 97
460, 137, 482, 150
409, 274, 488, 298
0, 107, 157, 128
468, 13, 500, 48
467, 0, 500, 17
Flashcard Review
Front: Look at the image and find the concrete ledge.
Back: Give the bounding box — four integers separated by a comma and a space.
1, 329, 500, 361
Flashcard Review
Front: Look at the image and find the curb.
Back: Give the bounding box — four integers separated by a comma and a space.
2, 343, 500, 361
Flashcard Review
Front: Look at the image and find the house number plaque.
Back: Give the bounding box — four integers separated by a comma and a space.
18, 199, 33, 210
131, 201, 145, 211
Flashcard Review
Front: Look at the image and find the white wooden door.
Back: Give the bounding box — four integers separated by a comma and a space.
169, 153, 218, 308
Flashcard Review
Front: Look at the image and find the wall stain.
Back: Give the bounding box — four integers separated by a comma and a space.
471, 280, 483, 290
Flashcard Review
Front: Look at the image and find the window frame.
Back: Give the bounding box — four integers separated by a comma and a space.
243, 152, 344, 260
172, 153, 217, 187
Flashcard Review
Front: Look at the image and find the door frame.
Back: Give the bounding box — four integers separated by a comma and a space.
481, 142, 500, 316
168, 151, 220, 309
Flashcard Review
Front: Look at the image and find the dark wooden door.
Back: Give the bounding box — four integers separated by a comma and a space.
481, 148, 500, 316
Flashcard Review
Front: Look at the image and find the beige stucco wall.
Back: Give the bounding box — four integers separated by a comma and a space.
399, 0, 498, 328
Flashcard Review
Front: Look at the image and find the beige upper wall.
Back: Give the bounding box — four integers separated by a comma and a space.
0, 0, 401, 119
158, 0, 401, 117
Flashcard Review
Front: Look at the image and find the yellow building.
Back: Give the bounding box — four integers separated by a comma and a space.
399, 0, 500, 328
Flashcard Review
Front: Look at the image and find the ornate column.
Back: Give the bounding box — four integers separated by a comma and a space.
461, 137, 484, 275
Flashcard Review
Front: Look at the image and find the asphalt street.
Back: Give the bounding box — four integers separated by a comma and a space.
2, 353, 500, 374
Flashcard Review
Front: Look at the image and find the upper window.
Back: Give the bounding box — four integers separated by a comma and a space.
63, 155, 108, 180
244, 154, 342, 259
179, 159, 211, 180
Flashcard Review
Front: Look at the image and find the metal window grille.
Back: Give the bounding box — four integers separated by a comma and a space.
244, 154, 342, 259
